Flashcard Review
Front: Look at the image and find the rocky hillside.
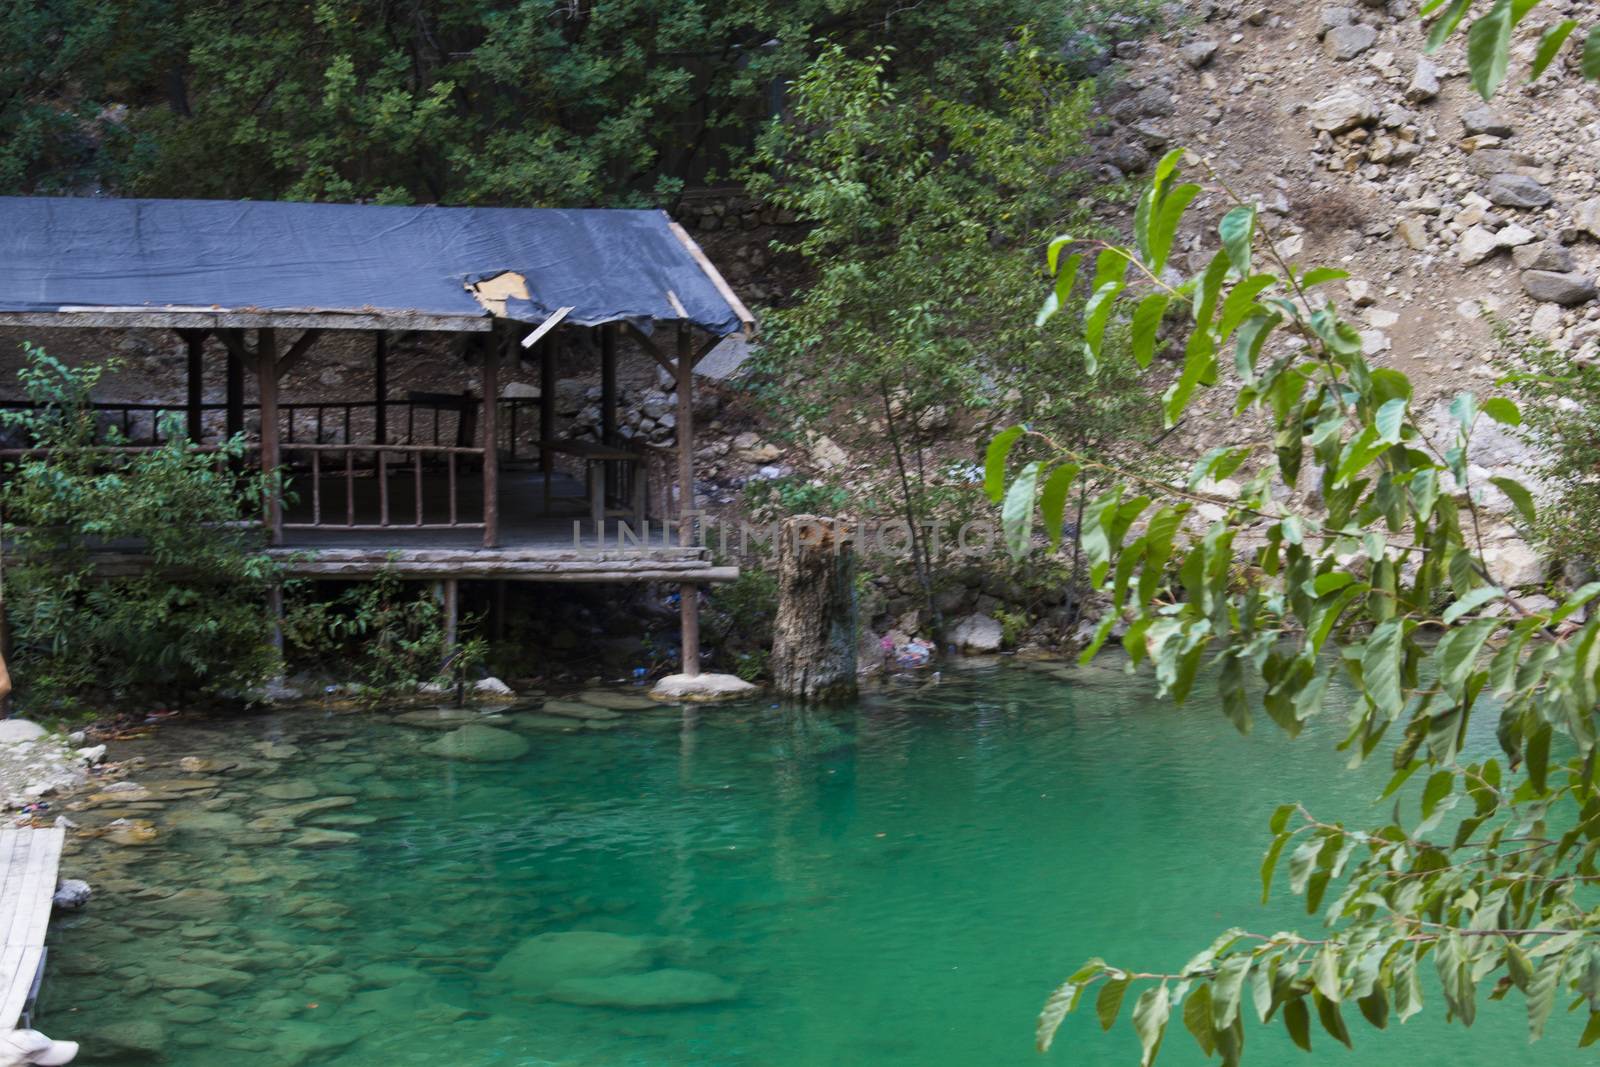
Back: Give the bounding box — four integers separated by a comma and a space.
1078, 0, 1600, 595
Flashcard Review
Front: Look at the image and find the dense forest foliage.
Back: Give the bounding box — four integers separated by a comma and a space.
0, 0, 1143, 205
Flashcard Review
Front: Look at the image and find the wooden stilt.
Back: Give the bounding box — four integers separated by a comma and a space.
675, 323, 701, 677
257, 328, 282, 545
267, 583, 285, 657
481, 334, 500, 548
442, 579, 460, 649
680, 582, 701, 678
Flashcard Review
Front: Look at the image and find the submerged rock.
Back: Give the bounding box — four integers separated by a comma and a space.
547, 968, 740, 1009
421, 725, 530, 762
489, 931, 654, 993
258, 780, 319, 801
577, 690, 661, 712
288, 828, 361, 850
541, 700, 622, 721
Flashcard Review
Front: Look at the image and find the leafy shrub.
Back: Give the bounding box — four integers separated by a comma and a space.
282, 572, 485, 702
1, 346, 279, 707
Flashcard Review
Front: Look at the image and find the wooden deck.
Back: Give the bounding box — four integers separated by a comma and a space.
86, 468, 739, 583
0, 827, 65, 1030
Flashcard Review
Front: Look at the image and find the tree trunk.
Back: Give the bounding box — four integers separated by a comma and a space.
771, 516, 858, 702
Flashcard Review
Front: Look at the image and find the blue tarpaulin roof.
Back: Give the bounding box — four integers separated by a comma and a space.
0, 196, 750, 336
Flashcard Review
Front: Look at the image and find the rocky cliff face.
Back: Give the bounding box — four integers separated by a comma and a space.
1065, 0, 1600, 593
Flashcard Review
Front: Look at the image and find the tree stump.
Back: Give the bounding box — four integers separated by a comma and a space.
771, 515, 858, 702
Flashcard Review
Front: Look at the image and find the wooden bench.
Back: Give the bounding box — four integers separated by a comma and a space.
0, 827, 65, 1031
543, 440, 648, 530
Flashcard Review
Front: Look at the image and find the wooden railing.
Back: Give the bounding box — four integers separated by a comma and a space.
283, 444, 486, 531
0, 397, 545, 457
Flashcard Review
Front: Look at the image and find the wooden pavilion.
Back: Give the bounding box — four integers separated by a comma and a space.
0, 196, 756, 677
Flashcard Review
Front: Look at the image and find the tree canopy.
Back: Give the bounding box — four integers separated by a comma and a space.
0, 0, 1141, 205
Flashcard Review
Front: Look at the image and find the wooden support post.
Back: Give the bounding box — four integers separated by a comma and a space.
442, 579, 460, 650
680, 582, 701, 678
373, 331, 388, 446
267, 583, 285, 657
539, 334, 556, 474
675, 324, 695, 546
601, 323, 618, 445
225, 334, 245, 441
676, 323, 701, 677
179, 329, 207, 442
481, 334, 500, 548
257, 327, 282, 545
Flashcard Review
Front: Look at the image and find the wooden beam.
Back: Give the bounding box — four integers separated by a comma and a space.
221, 330, 247, 442
176, 329, 209, 442
518, 305, 573, 349
691, 332, 721, 368
666, 220, 758, 336
257, 327, 282, 545
274, 329, 323, 377
539, 334, 557, 475
601, 323, 618, 445
373, 332, 388, 446
481, 333, 500, 548
623, 322, 676, 376
0, 311, 492, 332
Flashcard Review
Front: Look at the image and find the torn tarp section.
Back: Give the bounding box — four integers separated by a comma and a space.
0, 196, 748, 336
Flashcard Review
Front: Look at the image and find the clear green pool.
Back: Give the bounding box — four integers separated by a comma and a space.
41, 660, 1589, 1064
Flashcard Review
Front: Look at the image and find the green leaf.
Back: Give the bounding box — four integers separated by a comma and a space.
1435, 616, 1499, 692
1283, 997, 1312, 1051
1449, 390, 1478, 435
1097, 975, 1132, 1032
1036, 978, 1082, 1053
1421, 769, 1454, 820
1182, 982, 1216, 1056
1131, 292, 1172, 369
984, 426, 1024, 503
1269, 802, 1297, 834
1314, 991, 1353, 1049
1219, 206, 1256, 276
1467, 0, 1515, 99
1480, 396, 1521, 426
1528, 19, 1575, 80
1426, 0, 1472, 52
1132, 984, 1171, 1067
1261, 831, 1291, 903
1442, 585, 1503, 625
1150, 184, 1202, 275
1489, 475, 1536, 527
1585, 24, 1600, 79
1039, 464, 1082, 549
1217, 274, 1276, 339
1002, 461, 1041, 561
1526, 720, 1552, 794
1300, 267, 1351, 289
1528, 958, 1561, 1042
1361, 619, 1404, 718
1375, 397, 1407, 445
1211, 955, 1252, 1030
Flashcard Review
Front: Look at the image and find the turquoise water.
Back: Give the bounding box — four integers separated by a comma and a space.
40, 661, 1588, 1064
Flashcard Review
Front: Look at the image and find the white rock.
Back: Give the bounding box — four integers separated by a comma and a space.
0, 721, 47, 744
949, 614, 1004, 654
1308, 87, 1378, 134
649, 673, 759, 703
